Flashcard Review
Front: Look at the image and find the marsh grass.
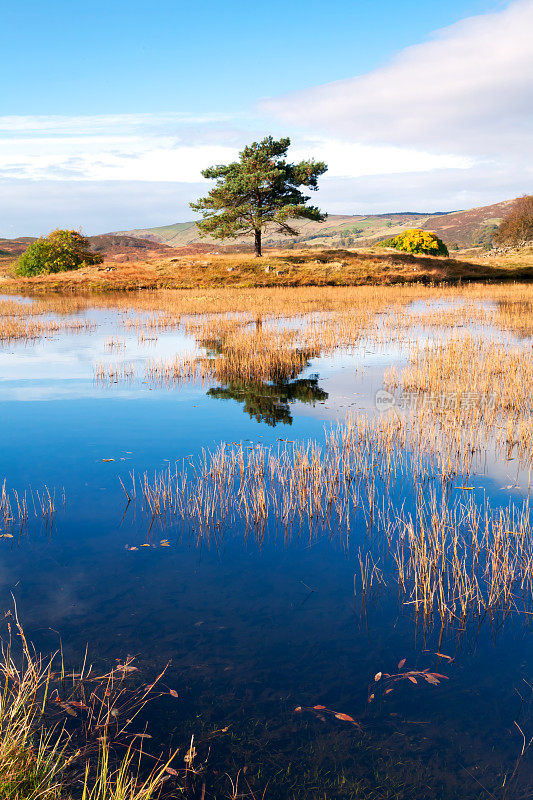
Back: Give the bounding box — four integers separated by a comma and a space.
0, 607, 183, 800
131, 409, 533, 630
392, 488, 533, 624
386, 334, 533, 470
0, 480, 59, 537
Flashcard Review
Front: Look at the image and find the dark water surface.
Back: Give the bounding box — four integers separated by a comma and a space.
1, 296, 532, 799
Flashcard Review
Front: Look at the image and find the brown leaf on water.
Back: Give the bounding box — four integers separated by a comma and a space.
69, 701, 89, 710
368, 694, 375, 703
430, 673, 449, 680
166, 767, 178, 776
313, 704, 326, 710
424, 674, 440, 685
54, 698, 77, 716
435, 652, 454, 661
169, 689, 179, 698
374, 672, 382, 682
317, 714, 327, 722
334, 712, 356, 722
294, 706, 302, 713
385, 688, 394, 695
116, 664, 138, 673
102, 459, 115, 462
398, 658, 406, 669
408, 676, 417, 684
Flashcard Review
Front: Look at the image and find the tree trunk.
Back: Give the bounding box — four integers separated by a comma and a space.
254, 229, 262, 257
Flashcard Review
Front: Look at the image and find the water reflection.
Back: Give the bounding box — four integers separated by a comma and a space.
207, 374, 328, 425
2, 292, 533, 798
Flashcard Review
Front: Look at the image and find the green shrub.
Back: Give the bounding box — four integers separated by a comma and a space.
378, 228, 449, 256
16, 229, 103, 276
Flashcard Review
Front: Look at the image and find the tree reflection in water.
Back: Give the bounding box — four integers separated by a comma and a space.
207, 374, 328, 426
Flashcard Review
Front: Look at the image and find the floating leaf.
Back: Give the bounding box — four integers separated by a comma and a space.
374, 672, 382, 682
334, 712, 356, 722
424, 674, 440, 685
313, 704, 326, 710
429, 672, 449, 680
368, 694, 375, 703
408, 676, 417, 684
398, 659, 406, 669
69, 700, 89, 710
166, 767, 178, 776
169, 689, 179, 698
434, 653, 454, 662
385, 688, 394, 695
102, 459, 115, 462
294, 706, 302, 713
116, 664, 138, 673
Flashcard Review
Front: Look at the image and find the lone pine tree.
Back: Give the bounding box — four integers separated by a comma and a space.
190, 136, 327, 256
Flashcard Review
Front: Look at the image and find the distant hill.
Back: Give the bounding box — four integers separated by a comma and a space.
0, 236, 37, 257
87, 234, 177, 261
113, 199, 517, 251
0, 199, 518, 263
0, 234, 178, 263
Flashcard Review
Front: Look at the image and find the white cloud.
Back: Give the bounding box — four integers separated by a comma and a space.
0, 116, 469, 184
0, 134, 238, 182
290, 138, 471, 177
0, 112, 238, 135
260, 0, 533, 158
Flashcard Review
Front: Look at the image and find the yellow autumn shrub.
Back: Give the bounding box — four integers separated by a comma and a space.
379, 229, 448, 256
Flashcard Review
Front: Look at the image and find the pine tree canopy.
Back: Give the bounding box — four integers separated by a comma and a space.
190, 136, 328, 256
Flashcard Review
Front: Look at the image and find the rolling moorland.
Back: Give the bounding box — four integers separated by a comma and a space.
0, 197, 531, 292
114, 198, 516, 250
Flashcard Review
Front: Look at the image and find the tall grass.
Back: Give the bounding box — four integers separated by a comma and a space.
0, 607, 181, 800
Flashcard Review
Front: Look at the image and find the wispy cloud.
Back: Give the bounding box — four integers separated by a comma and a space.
260, 0, 533, 158
0, 116, 470, 185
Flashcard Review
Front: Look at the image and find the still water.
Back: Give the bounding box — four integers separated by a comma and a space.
1, 294, 532, 799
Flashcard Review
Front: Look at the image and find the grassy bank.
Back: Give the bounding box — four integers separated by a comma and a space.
1, 247, 532, 293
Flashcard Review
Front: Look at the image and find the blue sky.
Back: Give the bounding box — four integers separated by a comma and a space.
2, 0, 498, 115
0, 0, 531, 236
